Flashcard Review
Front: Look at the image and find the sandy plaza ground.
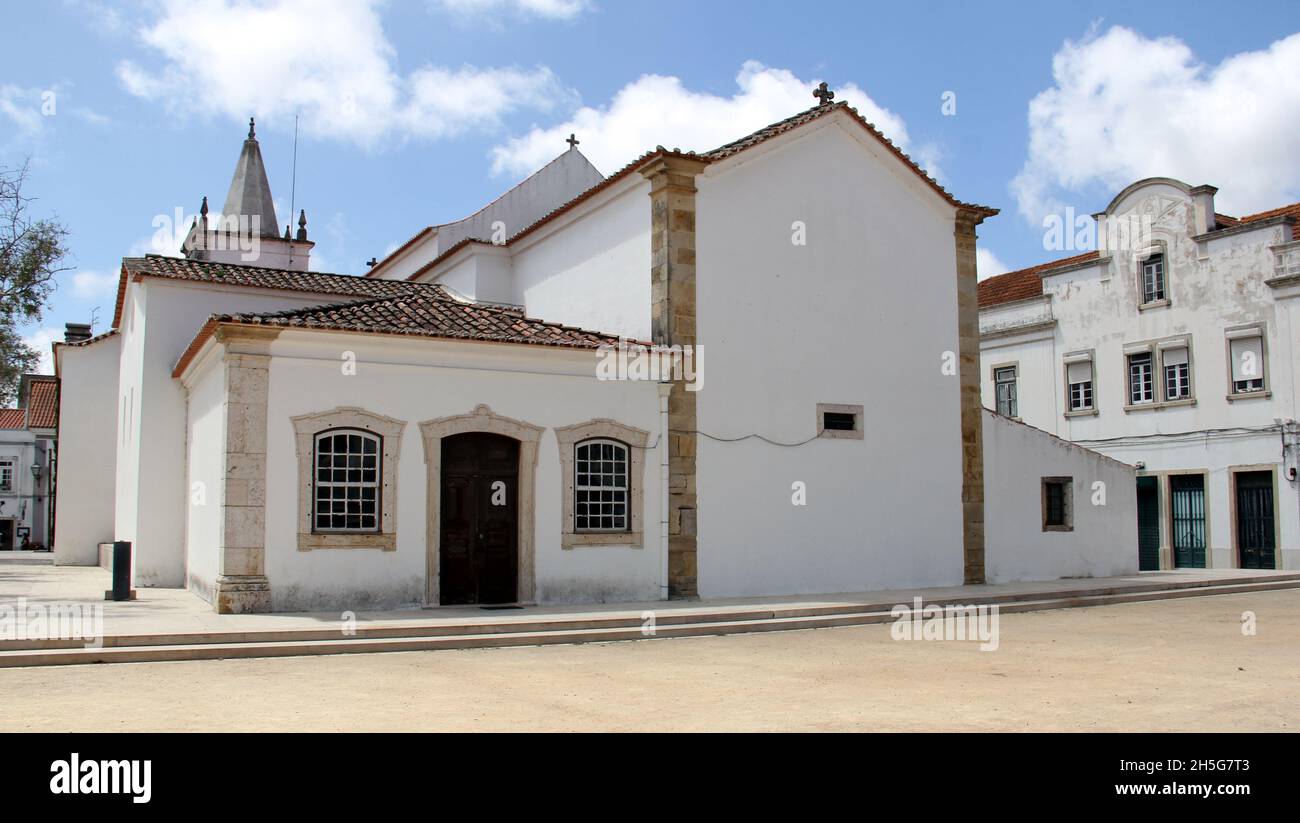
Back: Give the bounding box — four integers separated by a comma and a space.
1, 588, 1295, 732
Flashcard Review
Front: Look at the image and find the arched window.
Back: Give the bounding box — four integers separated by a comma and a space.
574, 438, 629, 532
313, 429, 381, 532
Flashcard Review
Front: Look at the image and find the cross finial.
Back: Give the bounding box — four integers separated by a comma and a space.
248, 117, 256, 139
566, 133, 579, 149
366, 257, 378, 268
813, 82, 835, 106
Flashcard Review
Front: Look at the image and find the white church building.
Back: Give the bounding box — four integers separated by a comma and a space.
54, 94, 1137, 613
979, 178, 1300, 572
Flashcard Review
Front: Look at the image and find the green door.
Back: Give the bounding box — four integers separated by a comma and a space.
1171, 475, 1207, 568
1235, 471, 1276, 569
1136, 477, 1160, 570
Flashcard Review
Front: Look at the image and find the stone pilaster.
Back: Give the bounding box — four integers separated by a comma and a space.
954, 210, 986, 584
213, 326, 278, 613
641, 153, 707, 598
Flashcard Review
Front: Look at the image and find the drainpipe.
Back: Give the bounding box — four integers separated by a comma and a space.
657, 381, 672, 600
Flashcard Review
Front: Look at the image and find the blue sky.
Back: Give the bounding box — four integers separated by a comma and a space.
4, 1, 1299, 371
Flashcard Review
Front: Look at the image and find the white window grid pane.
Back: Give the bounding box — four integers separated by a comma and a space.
1069, 381, 1093, 411
575, 439, 629, 532
1142, 257, 1165, 303
1164, 362, 1190, 400
1129, 355, 1153, 403
313, 430, 381, 532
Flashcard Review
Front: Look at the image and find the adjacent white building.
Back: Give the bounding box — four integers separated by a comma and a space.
0, 374, 58, 550
53, 94, 1138, 612
979, 177, 1300, 572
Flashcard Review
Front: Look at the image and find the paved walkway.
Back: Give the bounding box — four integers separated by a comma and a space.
0, 560, 1293, 638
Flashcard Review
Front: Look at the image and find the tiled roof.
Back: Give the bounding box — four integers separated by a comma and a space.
26, 379, 57, 429
0, 409, 24, 429
114, 255, 441, 328
1236, 201, 1300, 226
978, 251, 1101, 309
173, 290, 636, 377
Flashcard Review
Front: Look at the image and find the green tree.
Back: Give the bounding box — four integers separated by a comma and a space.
0, 161, 68, 406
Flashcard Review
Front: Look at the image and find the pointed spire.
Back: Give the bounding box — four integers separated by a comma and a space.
296, 209, 308, 242
220, 117, 280, 239
284, 224, 291, 240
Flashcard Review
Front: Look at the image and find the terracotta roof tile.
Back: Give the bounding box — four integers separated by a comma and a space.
26, 379, 57, 429
173, 290, 638, 378
114, 255, 441, 328
978, 251, 1100, 309
0, 409, 25, 429
1236, 201, 1300, 225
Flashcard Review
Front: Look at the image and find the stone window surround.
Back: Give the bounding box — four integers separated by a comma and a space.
1121, 335, 1197, 413
420, 405, 542, 606
815, 403, 865, 440
292, 406, 406, 551
1135, 240, 1170, 311
1224, 323, 1271, 402
555, 419, 650, 548
989, 360, 1020, 420
1041, 476, 1074, 532
1062, 350, 1098, 417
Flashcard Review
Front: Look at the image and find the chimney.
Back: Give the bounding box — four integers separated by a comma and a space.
64, 323, 93, 344
1190, 185, 1218, 235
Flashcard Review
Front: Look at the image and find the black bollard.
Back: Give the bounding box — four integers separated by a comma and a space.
111, 541, 132, 602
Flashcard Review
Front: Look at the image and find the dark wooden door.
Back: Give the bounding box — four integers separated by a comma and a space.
1136, 476, 1160, 571
1236, 471, 1275, 569
1170, 474, 1206, 569
440, 433, 519, 605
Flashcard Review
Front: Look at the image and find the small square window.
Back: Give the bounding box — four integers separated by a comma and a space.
1042, 477, 1073, 531
817, 404, 863, 440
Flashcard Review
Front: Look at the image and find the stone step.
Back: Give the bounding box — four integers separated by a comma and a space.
5, 570, 1300, 652
1, 576, 1297, 668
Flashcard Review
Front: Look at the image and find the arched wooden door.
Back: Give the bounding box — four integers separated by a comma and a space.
439, 432, 519, 605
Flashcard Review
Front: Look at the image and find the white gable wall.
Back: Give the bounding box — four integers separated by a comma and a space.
53, 333, 121, 564
113, 278, 375, 586
182, 350, 226, 601
694, 116, 966, 596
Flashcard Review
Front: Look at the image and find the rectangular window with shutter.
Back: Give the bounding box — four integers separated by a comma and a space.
1229, 334, 1265, 394
1162, 346, 1191, 401
1066, 359, 1093, 412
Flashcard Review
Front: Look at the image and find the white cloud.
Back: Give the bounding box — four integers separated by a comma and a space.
1012, 26, 1300, 222
0, 85, 45, 136
21, 327, 61, 375
69, 269, 120, 300
433, 0, 593, 20
117, 0, 573, 146
976, 248, 1010, 281
490, 61, 938, 178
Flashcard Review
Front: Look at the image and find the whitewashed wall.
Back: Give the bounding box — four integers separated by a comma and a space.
182, 353, 226, 601
53, 333, 121, 564
983, 410, 1138, 582
694, 114, 967, 596
260, 332, 663, 611
114, 279, 365, 587
509, 178, 653, 341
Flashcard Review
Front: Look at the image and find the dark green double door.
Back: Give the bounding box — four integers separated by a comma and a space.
1235, 471, 1275, 569
1136, 477, 1161, 570
1171, 475, 1207, 569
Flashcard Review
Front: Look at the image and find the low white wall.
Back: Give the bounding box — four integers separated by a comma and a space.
983, 410, 1138, 582
53, 334, 121, 565
260, 333, 664, 611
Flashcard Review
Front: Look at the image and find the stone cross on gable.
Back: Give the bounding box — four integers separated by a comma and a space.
813, 82, 835, 106
566, 133, 580, 149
